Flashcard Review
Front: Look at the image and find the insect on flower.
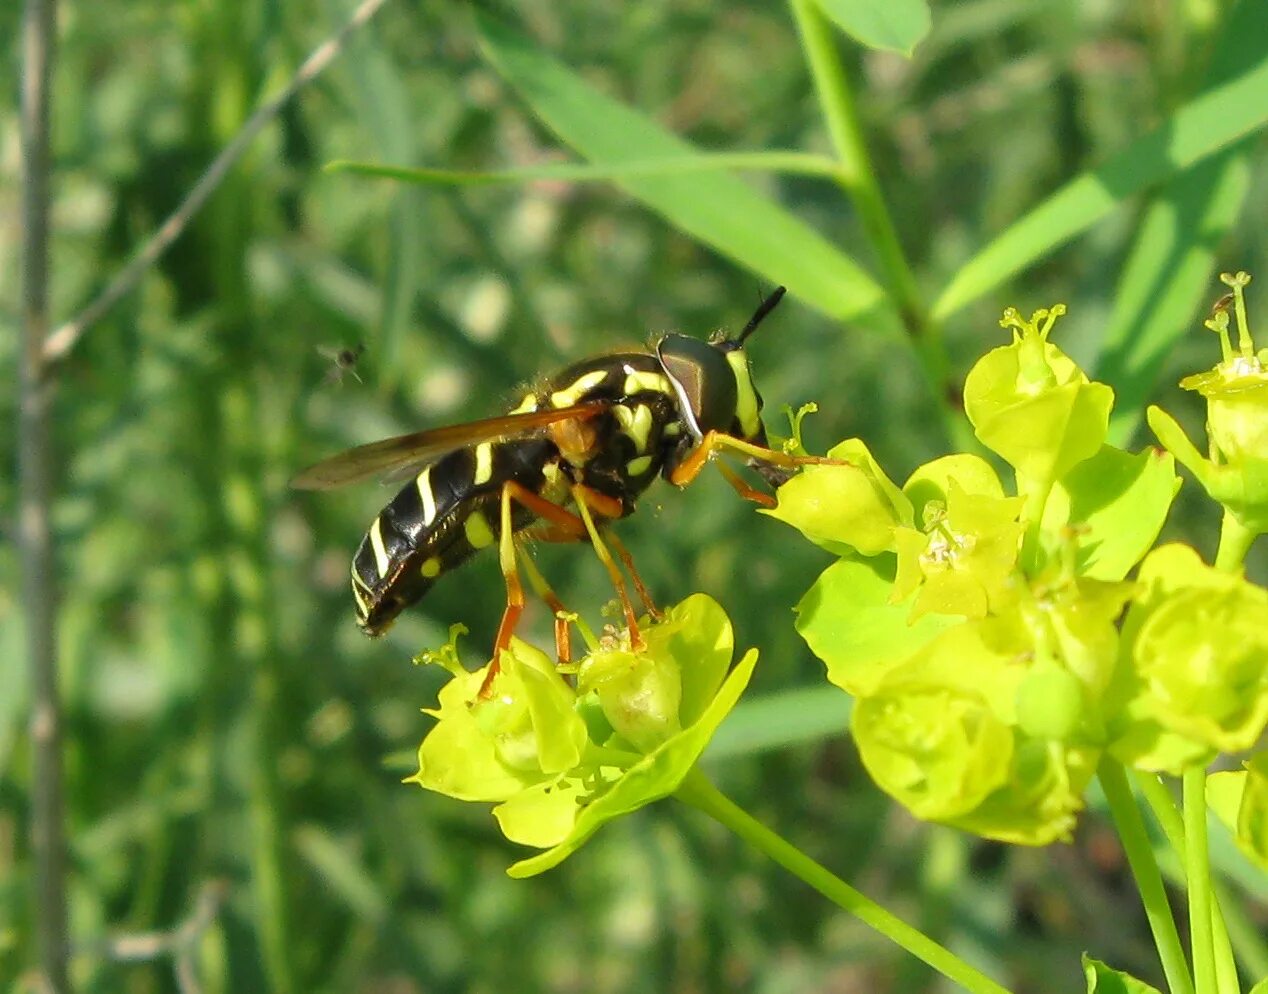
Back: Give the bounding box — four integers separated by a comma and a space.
293, 287, 831, 691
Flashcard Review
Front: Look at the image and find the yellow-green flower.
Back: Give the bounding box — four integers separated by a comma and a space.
408, 595, 757, 877
1149, 272, 1268, 534
891, 457, 1025, 621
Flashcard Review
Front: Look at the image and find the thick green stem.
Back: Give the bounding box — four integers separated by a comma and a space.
675, 771, 1013, 994
1213, 510, 1256, 572
787, 0, 926, 337
1184, 768, 1218, 994
1098, 760, 1196, 994
787, 0, 978, 456
20, 0, 70, 989
1135, 772, 1240, 993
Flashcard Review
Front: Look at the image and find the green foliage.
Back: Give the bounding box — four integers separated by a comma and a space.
7, 0, 1268, 992
1084, 954, 1165, 994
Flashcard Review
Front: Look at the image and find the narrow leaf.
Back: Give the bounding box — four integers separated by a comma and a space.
932, 3, 1268, 322
475, 12, 889, 325
1097, 148, 1251, 445
328, 152, 844, 185
1096, 0, 1267, 444
704, 685, 852, 760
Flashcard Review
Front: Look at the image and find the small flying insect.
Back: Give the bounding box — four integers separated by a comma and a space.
293, 287, 830, 691
318, 342, 367, 386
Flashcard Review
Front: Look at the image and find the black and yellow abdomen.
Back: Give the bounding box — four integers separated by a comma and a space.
351, 438, 560, 635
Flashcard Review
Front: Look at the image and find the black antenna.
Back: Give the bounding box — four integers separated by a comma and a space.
734, 285, 787, 345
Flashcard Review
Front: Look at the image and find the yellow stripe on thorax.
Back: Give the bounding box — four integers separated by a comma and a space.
550, 369, 608, 408
626, 455, 653, 476
623, 369, 670, 396
613, 403, 655, 452
508, 393, 538, 414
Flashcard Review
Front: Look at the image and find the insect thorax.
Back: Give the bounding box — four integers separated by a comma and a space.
536, 351, 687, 509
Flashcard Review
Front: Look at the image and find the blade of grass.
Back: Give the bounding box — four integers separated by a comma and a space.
1097, 147, 1251, 446
1095, 0, 1266, 445
473, 11, 891, 327
788, 0, 927, 336
327, 152, 845, 184
703, 685, 852, 760
931, 3, 1268, 323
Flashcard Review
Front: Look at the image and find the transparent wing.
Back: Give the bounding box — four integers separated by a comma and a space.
290, 400, 608, 490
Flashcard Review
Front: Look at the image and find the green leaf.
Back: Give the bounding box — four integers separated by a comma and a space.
507, 649, 758, 877
292, 825, 388, 923
493, 776, 591, 849
1250, 980, 1268, 994
795, 557, 959, 696
474, 12, 888, 324
329, 0, 426, 382
1097, 0, 1268, 444
931, 2, 1268, 322
328, 152, 843, 185
762, 438, 913, 556
1083, 954, 1165, 994
510, 641, 589, 774
411, 669, 531, 803
1097, 148, 1253, 445
811, 0, 931, 56
1044, 445, 1180, 581
704, 685, 852, 760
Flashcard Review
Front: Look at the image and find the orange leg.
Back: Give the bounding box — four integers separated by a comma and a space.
483, 484, 528, 697
506, 479, 652, 635
604, 528, 661, 620
714, 458, 777, 508
517, 543, 572, 665
479, 481, 651, 697
668, 430, 844, 489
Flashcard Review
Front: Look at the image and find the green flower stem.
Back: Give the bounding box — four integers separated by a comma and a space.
1214, 509, 1256, 572
675, 770, 1014, 994
1217, 881, 1268, 981
1098, 759, 1196, 994
1184, 767, 1219, 994
785, 0, 979, 456
1135, 773, 1240, 993
786, 0, 925, 337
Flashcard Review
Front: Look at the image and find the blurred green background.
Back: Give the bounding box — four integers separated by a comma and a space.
3, 1, 1267, 991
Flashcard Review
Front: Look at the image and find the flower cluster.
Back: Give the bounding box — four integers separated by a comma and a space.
409, 595, 755, 876
768, 290, 1268, 858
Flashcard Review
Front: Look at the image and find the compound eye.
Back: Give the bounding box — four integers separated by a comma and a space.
656, 334, 738, 439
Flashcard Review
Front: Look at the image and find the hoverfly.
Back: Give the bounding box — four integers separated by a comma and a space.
293, 287, 828, 690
